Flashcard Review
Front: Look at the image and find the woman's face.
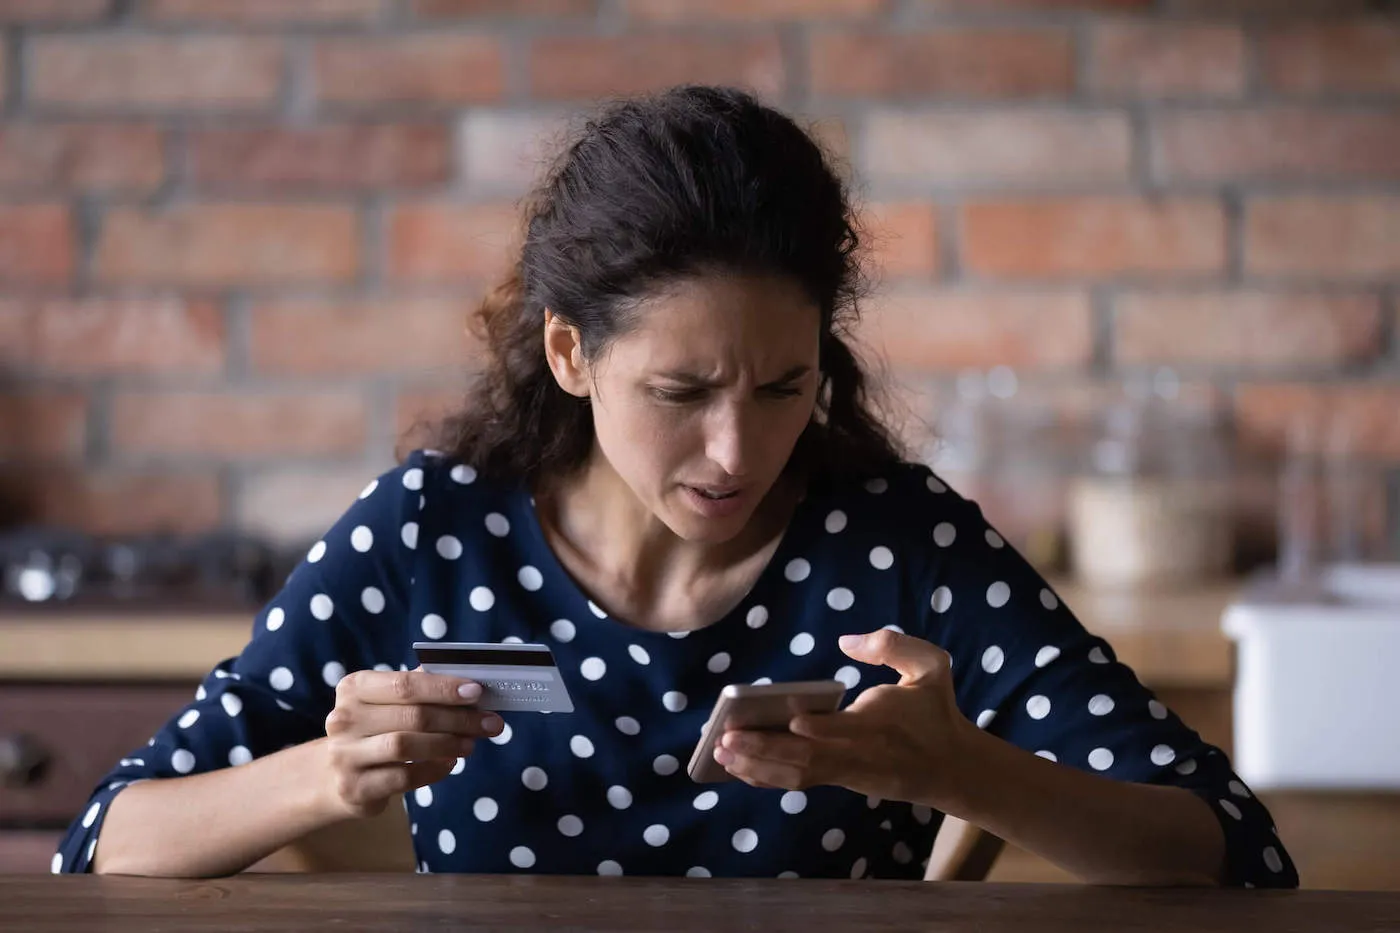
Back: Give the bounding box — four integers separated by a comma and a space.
567, 273, 822, 544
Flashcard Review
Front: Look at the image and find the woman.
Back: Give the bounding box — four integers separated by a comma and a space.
56, 86, 1296, 887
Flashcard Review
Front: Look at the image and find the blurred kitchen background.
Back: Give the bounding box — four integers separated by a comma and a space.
1, 0, 1398, 888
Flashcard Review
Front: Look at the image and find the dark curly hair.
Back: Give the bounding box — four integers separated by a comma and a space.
432, 85, 904, 489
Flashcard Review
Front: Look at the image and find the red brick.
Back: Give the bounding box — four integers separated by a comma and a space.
0, 392, 87, 458
190, 124, 451, 191
314, 36, 504, 106
860, 202, 940, 278
249, 297, 481, 375
1153, 109, 1400, 182
811, 30, 1073, 99
95, 204, 359, 286
7, 468, 223, 535
111, 391, 369, 459
412, 0, 596, 15
1114, 291, 1384, 368
1090, 23, 1246, 98
143, 0, 386, 22
529, 35, 785, 101
962, 198, 1226, 279
626, 0, 883, 21
861, 287, 1093, 370
0, 124, 163, 192
387, 203, 519, 282
1235, 383, 1400, 461
0, 297, 224, 375
396, 386, 465, 448
862, 111, 1130, 186
30, 37, 283, 110
0, 0, 109, 21
0, 205, 74, 284
459, 111, 568, 194
1261, 21, 1400, 95
237, 466, 383, 544
1245, 196, 1400, 278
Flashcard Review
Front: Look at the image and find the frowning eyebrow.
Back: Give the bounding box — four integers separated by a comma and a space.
652, 365, 812, 388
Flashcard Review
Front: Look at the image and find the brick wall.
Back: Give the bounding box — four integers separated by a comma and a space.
0, 0, 1397, 556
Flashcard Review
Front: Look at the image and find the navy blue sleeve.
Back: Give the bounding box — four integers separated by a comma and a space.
907, 468, 1298, 888
51, 453, 428, 874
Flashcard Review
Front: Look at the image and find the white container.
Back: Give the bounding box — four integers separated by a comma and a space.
1222, 563, 1400, 789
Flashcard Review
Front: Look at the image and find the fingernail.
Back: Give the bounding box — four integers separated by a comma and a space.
713, 747, 734, 766
839, 634, 863, 651
481, 714, 503, 734
458, 683, 482, 701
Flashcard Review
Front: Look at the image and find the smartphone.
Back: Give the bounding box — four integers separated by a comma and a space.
687, 680, 846, 783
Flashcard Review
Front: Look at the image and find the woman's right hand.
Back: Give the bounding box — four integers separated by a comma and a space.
320, 668, 503, 818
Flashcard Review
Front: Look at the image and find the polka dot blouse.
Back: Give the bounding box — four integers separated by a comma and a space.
55, 451, 1298, 886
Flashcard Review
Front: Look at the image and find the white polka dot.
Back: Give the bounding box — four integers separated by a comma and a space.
51, 853, 62, 874
220, 693, 242, 717
654, 754, 679, 776
485, 513, 510, 537
892, 841, 914, 864
351, 526, 374, 553
1220, 800, 1243, 821
269, 667, 294, 691
510, 846, 536, 868
1149, 698, 1168, 719
171, 749, 195, 774
661, 690, 688, 712
612, 717, 640, 737
1034, 646, 1060, 668
746, 605, 769, 628
401, 522, 418, 549
1151, 744, 1176, 766
598, 860, 623, 876
1036, 750, 1057, 762
866, 477, 888, 494
644, 824, 670, 847
986, 581, 1011, 608
436, 535, 462, 560
275, 699, 293, 711
450, 464, 477, 485
361, 586, 385, 614
1229, 780, 1252, 798
686, 867, 711, 878
789, 632, 815, 656
629, 645, 651, 665
668, 630, 690, 639
307, 540, 326, 563
82, 802, 101, 828
488, 722, 512, 746
976, 709, 996, 729
570, 735, 595, 758
1088, 694, 1115, 716
732, 828, 759, 853
834, 665, 860, 689
933, 522, 956, 547
778, 871, 799, 879
415, 786, 433, 807
522, 767, 548, 790
1175, 758, 1197, 775
850, 857, 868, 879
708, 652, 731, 673
821, 829, 845, 851
550, 619, 576, 642
1040, 588, 1059, 610
402, 468, 424, 491
1026, 695, 1051, 719
825, 510, 847, 533
1088, 748, 1115, 771
912, 805, 933, 824
753, 677, 772, 686
581, 657, 606, 681
981, 645, 1005, 673
468, 586, 495, 611
784, 558, 811, 582
587, 600, 607, 618
473, 797, 498, 821
930, 586, 953, 613
926, 475, 947, 493
265, 607, 285, 631
178, 709, 200, 729
517, 565, 543, 591
359, 478, 379, 499
607, 786, 633, 809
310, 594, 334, 621
1263, 847, 1283, 873
438, 829, 456, 854
1089, 646, 1110, 664
229, 745, 252, 766
322, 661, 346, 688
693, 791, 719, 811
869, 546, 894, 570
985, 529, 1005, 548
373, 663, 393, 672
824, 587, 854, 611
419, 613, 447, 640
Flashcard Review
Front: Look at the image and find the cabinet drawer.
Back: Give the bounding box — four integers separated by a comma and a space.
0, 684, 194, 824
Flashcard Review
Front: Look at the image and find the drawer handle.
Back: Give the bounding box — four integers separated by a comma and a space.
0, 733, 51, 788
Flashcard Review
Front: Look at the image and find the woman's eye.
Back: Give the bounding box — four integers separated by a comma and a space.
652, 387, 704, 403
764, 386, 803, 399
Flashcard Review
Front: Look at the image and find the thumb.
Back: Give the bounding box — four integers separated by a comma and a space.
839, 630, 950, 684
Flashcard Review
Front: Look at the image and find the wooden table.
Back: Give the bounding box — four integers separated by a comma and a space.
6, 874, 1400, 932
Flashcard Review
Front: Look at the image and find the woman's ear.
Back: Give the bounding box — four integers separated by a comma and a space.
542, 310, 590, 398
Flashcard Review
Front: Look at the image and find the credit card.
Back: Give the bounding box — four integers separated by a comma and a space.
413, 641, 574, 713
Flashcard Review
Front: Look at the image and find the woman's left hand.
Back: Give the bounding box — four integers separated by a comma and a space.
713, 629, 978, 809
